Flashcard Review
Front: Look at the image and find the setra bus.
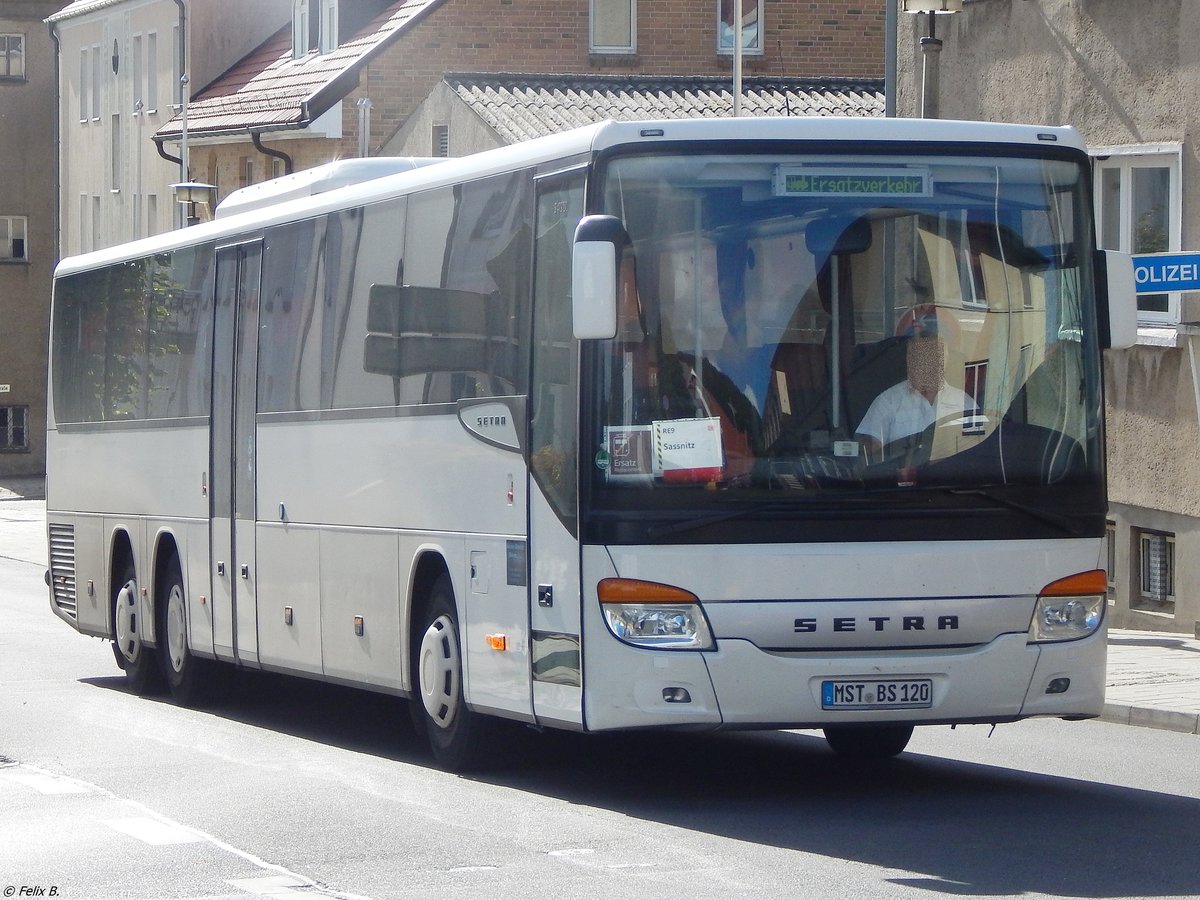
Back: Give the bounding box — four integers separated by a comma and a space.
46, 117, 1136, 769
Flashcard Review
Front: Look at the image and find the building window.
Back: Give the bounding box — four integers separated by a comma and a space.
172, 24, 182, 107
146, 32, 158, 113
1, 34, 24, 80
717, 0, 762, 55
433, 124, 450, 158
591, 0, 635, 53
272, 158, 285, 180
1135, 529, 1175, 615
320, 0, 338, 52
92, 43, 102, 119
1094, 146, 1182, 325
0, 406, 29, 452
240, 157, 254, 189
293, 0, 320, 57
147, 194, 158, 237
132, 34, 143, 110
79, 47, 88, 121
0, 216, 27, 261
111, 114, 121, 191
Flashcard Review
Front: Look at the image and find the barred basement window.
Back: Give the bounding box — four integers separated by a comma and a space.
0, 406, 29, 451
1135, 529, 1175, 615
1105, 520, 1116, 593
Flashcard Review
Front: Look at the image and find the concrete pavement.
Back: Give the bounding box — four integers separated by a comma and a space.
3, 478, 1197, 736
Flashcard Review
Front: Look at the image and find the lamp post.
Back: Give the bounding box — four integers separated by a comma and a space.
172, 181, 217, 226
901, 0, 962, 119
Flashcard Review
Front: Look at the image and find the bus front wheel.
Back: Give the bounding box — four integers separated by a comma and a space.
412, 575, 492, 771
822, 724, 914, 759
112, 559, 159, 694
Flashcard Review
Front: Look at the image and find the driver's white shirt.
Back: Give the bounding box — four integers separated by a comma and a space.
856, 380, 977, 447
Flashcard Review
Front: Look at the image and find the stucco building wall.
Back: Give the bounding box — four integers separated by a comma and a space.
0, 0, 61, 476
898, 0, 1200, 634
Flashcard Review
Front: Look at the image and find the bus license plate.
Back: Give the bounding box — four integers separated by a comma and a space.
822, 679, 933, 710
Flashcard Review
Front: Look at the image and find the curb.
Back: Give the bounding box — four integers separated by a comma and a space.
1102, 702, 1200, 735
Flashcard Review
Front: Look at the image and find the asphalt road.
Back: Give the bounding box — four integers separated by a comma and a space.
3, 500, 1199, 899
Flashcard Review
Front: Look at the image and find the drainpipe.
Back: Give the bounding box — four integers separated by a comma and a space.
173, 0, 186, 181
251, 129, 294, 176
356, 97, 373, 157
153, 135, 182, 167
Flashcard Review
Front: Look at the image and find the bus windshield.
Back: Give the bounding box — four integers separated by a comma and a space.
586, 149, 1103, 535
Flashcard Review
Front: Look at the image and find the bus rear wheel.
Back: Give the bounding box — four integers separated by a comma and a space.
112, 559, 159, 694
159, 550, 227, 706
822, 724, 914, 759
412, 574, 493, 772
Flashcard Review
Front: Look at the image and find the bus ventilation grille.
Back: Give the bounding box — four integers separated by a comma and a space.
48, 523, 77, 619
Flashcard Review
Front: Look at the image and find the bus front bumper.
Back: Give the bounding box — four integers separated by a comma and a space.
583, 629, 1106, 731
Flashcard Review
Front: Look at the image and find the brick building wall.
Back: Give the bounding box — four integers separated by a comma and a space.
359, 0, 883, 152
193, 0, 883, 203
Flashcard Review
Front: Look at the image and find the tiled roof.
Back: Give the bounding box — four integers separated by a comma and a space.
154, 0, 443, 140
445, 73, 885, 144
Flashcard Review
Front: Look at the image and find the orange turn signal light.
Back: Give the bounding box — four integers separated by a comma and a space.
597, 578, 698, 604
1039, 569, 1107, 597
485, 633, 507, 651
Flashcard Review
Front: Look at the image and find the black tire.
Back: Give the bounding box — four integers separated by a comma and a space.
111, 557, 160, 694
822, 724, 914, 759
158, 550, 229, 706
410, 574, 495, 772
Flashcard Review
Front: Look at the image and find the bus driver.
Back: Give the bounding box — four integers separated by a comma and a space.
855, 316, 976, 460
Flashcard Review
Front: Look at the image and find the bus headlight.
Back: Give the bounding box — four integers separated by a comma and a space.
1029, 570, 1106, 643
598, 578, 715, 650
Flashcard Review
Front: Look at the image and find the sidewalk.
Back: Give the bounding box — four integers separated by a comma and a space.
0, 476, 45, 501
1103, 629, 1200, 735
2, 480, 1197, 734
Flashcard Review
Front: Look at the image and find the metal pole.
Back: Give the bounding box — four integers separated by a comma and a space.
885, 0, 897, 117
733, 2, 744, 117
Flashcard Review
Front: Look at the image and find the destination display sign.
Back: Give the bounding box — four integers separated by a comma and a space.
775, 166, 931, 198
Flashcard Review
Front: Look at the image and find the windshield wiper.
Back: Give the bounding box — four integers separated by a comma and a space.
942, 487, 1083, 536
643, 485, 1085, 541
644, 493, 889, 541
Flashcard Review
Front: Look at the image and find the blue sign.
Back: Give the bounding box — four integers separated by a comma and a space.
1131, 252, 1200, 294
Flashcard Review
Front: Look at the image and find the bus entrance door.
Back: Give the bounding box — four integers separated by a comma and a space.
211, 241, 263, 667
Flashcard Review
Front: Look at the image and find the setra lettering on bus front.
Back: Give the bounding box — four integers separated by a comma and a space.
794, 615, 960, 633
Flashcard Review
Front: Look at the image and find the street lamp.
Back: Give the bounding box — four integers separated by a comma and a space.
902, 0, 962, 118
172, 181, 217, 226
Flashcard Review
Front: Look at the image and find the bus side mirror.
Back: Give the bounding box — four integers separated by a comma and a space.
572, 215, 625, 340
1097, 250, 1137, 349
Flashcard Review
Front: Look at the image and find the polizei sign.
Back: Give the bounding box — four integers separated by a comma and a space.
1131, 251, 1200, 294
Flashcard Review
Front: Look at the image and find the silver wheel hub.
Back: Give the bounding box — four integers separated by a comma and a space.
418, 614, 460, 729
114, 579, 140, 663
165, 583, 187, 674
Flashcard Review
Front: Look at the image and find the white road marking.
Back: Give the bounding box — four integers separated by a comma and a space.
227, 875, 313, 897
4, 769, 94, 794
4, 761, 371, 899
102, 815, 206, 845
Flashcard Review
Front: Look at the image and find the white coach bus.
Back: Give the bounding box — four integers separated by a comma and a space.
47, 117, 1136, 769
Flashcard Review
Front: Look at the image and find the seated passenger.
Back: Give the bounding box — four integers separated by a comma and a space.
856, 328, 976, 458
